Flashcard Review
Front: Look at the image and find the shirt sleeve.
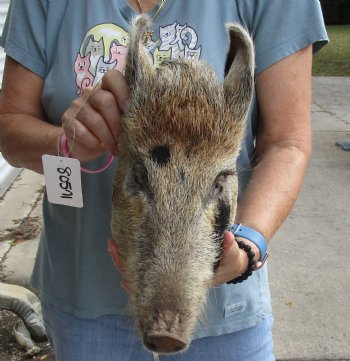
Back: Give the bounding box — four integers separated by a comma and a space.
0, 0, 48, 78
251, 0, 328, 75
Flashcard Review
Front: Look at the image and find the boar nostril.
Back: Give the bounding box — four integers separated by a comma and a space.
144, 333, 187, 353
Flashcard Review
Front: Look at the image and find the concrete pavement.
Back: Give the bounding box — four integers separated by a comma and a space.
269, 77, 350, 360
0, 77, 349, 360
0, 170, 44, 288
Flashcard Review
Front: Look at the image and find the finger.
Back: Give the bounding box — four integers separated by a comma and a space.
107, 240, 132, 294
101, 70, 129, 113
107, 239, 118, 269
63, 117, 102, 150
254, 261, 263, 270
75, 101, 118, 154
62, 118, 106, 162
62, 95, 108, 157
108, 239, 125, 273
88, 87, 123, 146
80, 85, 96, 102
121, 279, 132, 295
61, 96, 88, 130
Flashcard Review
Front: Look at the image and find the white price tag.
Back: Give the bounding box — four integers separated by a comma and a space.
42, 154, 83, 208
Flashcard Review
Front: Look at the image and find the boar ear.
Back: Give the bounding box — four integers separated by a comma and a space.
124, 15, 154, 86
223, 23, 255, 120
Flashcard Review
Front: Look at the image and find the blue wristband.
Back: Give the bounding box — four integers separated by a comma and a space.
230, 223, 268, 263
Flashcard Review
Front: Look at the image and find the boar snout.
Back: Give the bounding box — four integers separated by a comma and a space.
144, 333, 187, 354
142, 310, 189, 353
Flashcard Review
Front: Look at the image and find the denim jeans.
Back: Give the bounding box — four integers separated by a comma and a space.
41, 302, 275, 361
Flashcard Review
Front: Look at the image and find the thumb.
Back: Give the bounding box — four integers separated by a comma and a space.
222, 230, 235, 250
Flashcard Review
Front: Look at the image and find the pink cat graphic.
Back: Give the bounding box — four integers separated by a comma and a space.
74, 53, 94, 95
109, 42, 127, 73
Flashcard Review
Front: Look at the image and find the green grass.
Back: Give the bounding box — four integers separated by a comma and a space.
313, 25, 350, 76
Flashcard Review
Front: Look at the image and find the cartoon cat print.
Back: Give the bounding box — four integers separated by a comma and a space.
93, 57, 117, 86
153, 47, 172, 68
184, 45, 202, 60
74, 53, 94, 95
109, 42, 128, 73
84, 37, 105, 75
74, 21, 202, 94
159, 22, 184, 59
158, 22, 201, 60
181, 26, 200, 51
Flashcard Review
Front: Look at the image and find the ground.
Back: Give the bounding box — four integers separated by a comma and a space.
0, 310, 54, 361
0, 187, 53, 361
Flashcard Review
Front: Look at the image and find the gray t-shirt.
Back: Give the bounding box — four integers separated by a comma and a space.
1, 0, 327, 337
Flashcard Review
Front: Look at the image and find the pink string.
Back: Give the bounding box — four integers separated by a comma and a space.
59, 134, 114, 174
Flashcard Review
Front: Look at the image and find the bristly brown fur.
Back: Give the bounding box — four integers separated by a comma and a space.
111, 14, 255, 354
123, 17, 254, 159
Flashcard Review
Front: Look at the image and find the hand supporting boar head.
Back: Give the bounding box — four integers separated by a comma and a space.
111, 15, 254, 354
